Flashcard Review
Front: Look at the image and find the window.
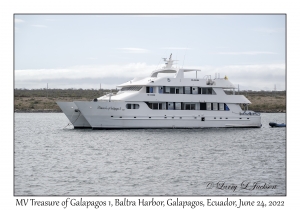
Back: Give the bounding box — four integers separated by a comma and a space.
126, 103, 139, 109
201, 117, 205, 121
192, 87, 198, 94
206, 103, 211, 110
219, 103, 224, 111
175, 102, 181, 110
213, 103, 218, 111
202, 88, 212, 95
200, 103, 206, 110
191, 104, 195, 110
168, 102, 174, 110
150, 87, 153, 93
224, 104, 230, 111
159, 87, 163, 94
186, 104, 191, 110
165, 86, 170, 93
184, 87, 191, 94
146, 87, 153, 93
170, 87, 175, 94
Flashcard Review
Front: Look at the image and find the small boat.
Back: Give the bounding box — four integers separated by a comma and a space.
269, 122, 286, 127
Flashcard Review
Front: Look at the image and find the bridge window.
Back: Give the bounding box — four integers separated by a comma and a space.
146, 87, 154, 93
202, 88, 212, 94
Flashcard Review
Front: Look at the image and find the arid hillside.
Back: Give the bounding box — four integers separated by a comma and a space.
14, 89, 286, 113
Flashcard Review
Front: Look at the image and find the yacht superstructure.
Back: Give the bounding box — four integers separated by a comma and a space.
57, 54, 261, 129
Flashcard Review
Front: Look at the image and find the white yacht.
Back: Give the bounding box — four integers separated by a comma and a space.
57, 54, 261, 129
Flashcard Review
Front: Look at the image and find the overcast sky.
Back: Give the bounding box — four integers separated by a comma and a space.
14, 14, 285, 91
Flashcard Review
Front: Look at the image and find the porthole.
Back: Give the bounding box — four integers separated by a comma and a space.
111, 116, 113, 117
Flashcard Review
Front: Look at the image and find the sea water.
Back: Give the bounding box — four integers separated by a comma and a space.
14, 113, 286, 196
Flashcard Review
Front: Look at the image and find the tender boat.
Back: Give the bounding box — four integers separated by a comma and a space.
57, 54, 261, 129
269, 122, 286, 127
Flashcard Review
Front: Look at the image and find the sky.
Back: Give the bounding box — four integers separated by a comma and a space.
14, 14, 286, 91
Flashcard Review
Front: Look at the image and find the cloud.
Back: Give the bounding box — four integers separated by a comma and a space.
250, 27, 285, 33
118, 48, 149, 53
216, 51, 277, 55
31, 24, 47, 28
45, 18, 57, 21
15, 18, 24, 23
161, 47, 191, 50
15, 63, 285, 91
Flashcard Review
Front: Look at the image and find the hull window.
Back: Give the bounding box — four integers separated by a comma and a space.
126, 104, 140, 109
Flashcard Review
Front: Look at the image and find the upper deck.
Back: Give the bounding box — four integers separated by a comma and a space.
118, 53, 235, 89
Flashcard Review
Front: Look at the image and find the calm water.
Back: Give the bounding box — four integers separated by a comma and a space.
14, 113, 286, 196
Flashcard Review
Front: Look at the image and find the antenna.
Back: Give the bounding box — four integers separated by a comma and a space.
182, 54, 186, 68
181, 45, 189, 68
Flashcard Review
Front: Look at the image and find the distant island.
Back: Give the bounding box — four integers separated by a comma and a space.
14, 88, 286, 113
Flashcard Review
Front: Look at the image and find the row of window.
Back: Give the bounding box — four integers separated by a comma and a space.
146, 86, 213, 95
145, 102, 230, 111
126, 104, 140, 109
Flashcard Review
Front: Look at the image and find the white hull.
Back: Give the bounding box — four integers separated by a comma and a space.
56, 102, 91, 128
73, 101, 261, 129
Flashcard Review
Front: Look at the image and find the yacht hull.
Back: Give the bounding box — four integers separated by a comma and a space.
73, 101, 261, 129
56, 101, 91, 128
